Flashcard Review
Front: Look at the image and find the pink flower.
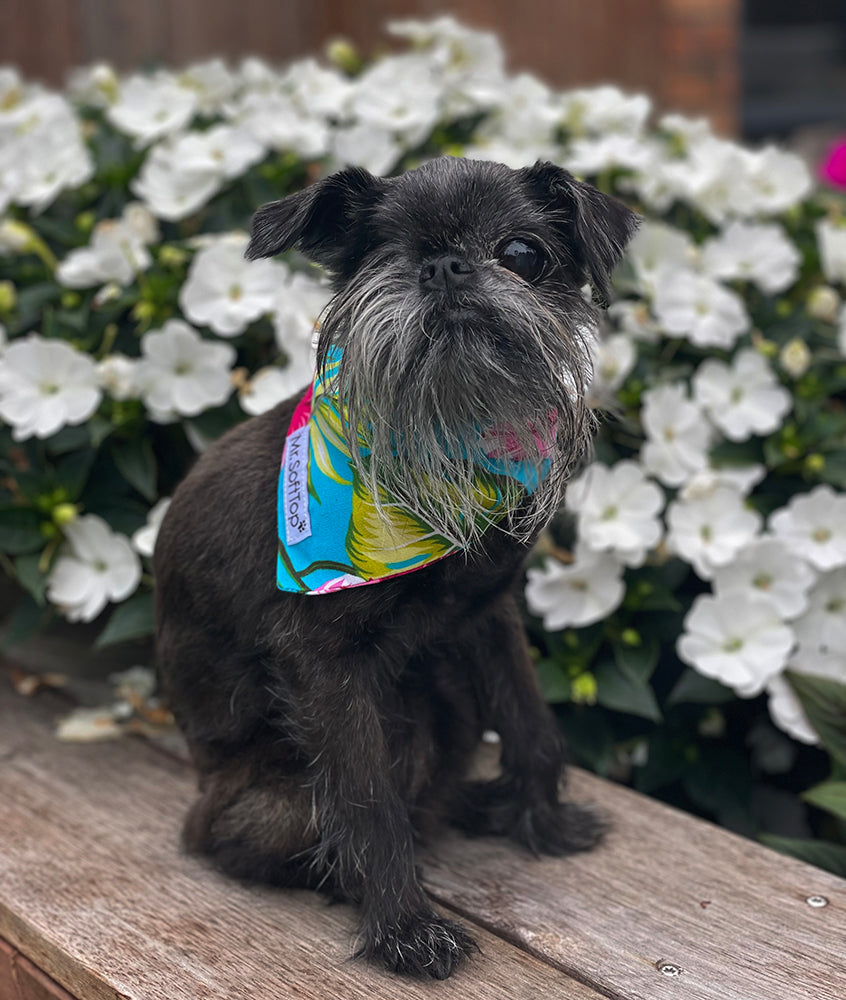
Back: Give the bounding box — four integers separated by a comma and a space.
820, 140, 846, 189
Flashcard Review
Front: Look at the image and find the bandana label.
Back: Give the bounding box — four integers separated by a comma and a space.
282, 424, 312, 546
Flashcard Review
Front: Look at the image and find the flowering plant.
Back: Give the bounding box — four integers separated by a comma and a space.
1, 19, 845, 870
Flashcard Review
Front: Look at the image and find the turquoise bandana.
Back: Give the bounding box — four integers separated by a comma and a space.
277, 349, 553, 595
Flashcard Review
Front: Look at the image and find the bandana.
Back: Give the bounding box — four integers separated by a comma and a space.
277, 349, 553, 595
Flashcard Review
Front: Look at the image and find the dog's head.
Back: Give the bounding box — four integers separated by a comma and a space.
248, 157, 638, 544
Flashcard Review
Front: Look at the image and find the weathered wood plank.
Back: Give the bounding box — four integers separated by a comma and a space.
0, 937, 77, 1000
422, 768, 846, 1000
0, 676, 607, 1000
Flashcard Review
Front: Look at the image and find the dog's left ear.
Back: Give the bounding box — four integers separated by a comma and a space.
246, 167, 389, 280
518, 161, 640, 303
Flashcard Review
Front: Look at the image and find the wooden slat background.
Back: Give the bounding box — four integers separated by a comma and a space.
0, 0, 739, 133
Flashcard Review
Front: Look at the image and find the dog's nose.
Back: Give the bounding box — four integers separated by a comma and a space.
419, 255, 475, 290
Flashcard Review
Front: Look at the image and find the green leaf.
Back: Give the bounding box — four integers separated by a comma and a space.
612, 634, 659, 682
786, 671, 846, 768
45, 424, 92, 456
15, 553, 46, 606
667, 668, 736, 706
593, 658, 662, 722
802, 781, 846, 821
94, 589, 154, 648
536, 659, 572, 703
112, 438, 158, 502
55, 449, 96, 500
634, 731, 690, 793
760, 835, 846, 878
0, 507, 43, 555
0, 594, 48, 652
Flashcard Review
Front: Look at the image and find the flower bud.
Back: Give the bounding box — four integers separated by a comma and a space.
325, 37, 361, 74
806, 285, 840, 323
621, 628, 641, 647
804, 453, 825, 474
158, 245, 188, 268
571, 673, 598, 705
132, 300, 156, 323
0, 280, 16, 314
779, 338, 811, 379
75, 210, 96, 235
60, 290, 81, 309
0, 219, 35, 253
52, 503, 79, 528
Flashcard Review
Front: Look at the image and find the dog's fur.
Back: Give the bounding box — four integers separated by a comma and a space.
155, 157, 637, 979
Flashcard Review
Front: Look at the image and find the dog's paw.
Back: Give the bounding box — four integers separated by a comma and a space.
359, 912, 479, 979
512, 800, 608, 857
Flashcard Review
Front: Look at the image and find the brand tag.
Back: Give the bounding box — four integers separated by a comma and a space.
283, 425, 312, 546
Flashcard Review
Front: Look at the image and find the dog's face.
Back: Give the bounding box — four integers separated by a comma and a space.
248, 157, 638, 544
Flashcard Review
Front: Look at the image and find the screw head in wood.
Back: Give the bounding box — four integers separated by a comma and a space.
805, 895, 829, 908
656, 961, 682, 977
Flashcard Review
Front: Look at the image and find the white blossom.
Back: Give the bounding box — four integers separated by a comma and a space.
839, 304, 846, 357
589, 333, 637, 397
525, 547, 626, 629
744, 146, 813, 216
107, 73, 197, 145
767, 650, 845, 744
272, 271, 332, 355
640, 383, 711, 487
239, 362, 312, 416
606, 300, 660, 343
137, 320, 235, 421
348, 54, 442, 147
564, 134, 655, 177
46, 515, 141, 622
566, 461, 663, 567
680, 463, 767, 501
227, 90, 329, 159
711, 537, 817, 620
692, 349, 791, 441
0, 334, 101, 440
179, 235, 282, 336
678, 592, 794, 697
178, 59, 239, 115
624, 221, 695, 296
97, 353, 141, 401
651, 268, 748, 349
560, 85, 651, 136
57, 217, 151, 288
769, 485, 846, 571
816, 219, 846, 286
792, 569, 846, 656
666, 485, 762, 580
131, 498, 172, 558
701, 221, 800, 294
330, 123, 401, 176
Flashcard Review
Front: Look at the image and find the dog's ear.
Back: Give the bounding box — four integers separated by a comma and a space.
246, 167, 389, 278
518, 161, 640, 303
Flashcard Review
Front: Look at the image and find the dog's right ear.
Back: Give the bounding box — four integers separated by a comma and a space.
246, 167, 389, 279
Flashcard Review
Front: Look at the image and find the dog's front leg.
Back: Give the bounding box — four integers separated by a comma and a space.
451, 596, 606, 855
283, 646, 477, 978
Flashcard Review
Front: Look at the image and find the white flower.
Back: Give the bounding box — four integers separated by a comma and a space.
667, 485, 762, 580
589, 333, 636, 397
712, 537, 817, 620
816, 219, 846, 285
178, 59, 238, 115
66, 63, 119, 107
0, 334, 101, 440
131, 498, 171, 557
57, 218, 151, 288
272, 271, 332, 354
566, 461, 663, 567
640, 383, 711, 487
227, 90, 328, 159
680, 463, 767, 501
476, 73, 562, 151
329, 123, 401, 177
560, 85, 651, 136
769, 485, 846, 571
839, 304, 846, 357
660, 136, 752, 224
525, 548, 626, 629
97, 353, 140, 401
239, 362, 312, 416
280, 58, 354, 118
624, 221, 695, 296
792, 569, 846, 656
744, 146, 812, 216
767, 649, 845, 744
651, 269, 748, 349
564, 134, 655, 176
606, 300, 660, 343
107, 74, 197, 145
779, 338, 812, 379
348, 54, 442, 147
678, 592, 794, 697
137, 320, 235, 421
692, 349, 791, 441
179, 235, 282, 336
46, 515, 141, 622
701, 221, 800, 294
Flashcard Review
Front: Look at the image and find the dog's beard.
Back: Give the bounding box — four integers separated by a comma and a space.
316, 263, 596, 547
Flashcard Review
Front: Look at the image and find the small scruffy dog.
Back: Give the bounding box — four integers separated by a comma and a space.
155, 157, 637, 979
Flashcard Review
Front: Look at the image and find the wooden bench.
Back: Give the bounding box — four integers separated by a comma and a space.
1, 670, 844, 1000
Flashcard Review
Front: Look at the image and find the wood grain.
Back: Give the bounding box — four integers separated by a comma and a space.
421, 768, 846, 1000
0, 675, 606, 1000
0, 937, 77, 1000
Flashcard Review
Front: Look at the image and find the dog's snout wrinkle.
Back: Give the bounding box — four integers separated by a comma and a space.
420, 255, 475, 291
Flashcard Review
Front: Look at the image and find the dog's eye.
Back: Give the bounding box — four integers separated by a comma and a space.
498, 240, 545, 282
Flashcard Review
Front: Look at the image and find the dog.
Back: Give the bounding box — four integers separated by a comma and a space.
155, 156, 638, 979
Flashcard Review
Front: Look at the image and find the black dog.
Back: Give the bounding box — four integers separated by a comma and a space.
155, 157, 637, 979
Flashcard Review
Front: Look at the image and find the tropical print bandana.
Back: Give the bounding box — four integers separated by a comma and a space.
277, 348, 553, 595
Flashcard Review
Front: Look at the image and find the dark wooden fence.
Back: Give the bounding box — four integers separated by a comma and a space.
0, 0, 739, 133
